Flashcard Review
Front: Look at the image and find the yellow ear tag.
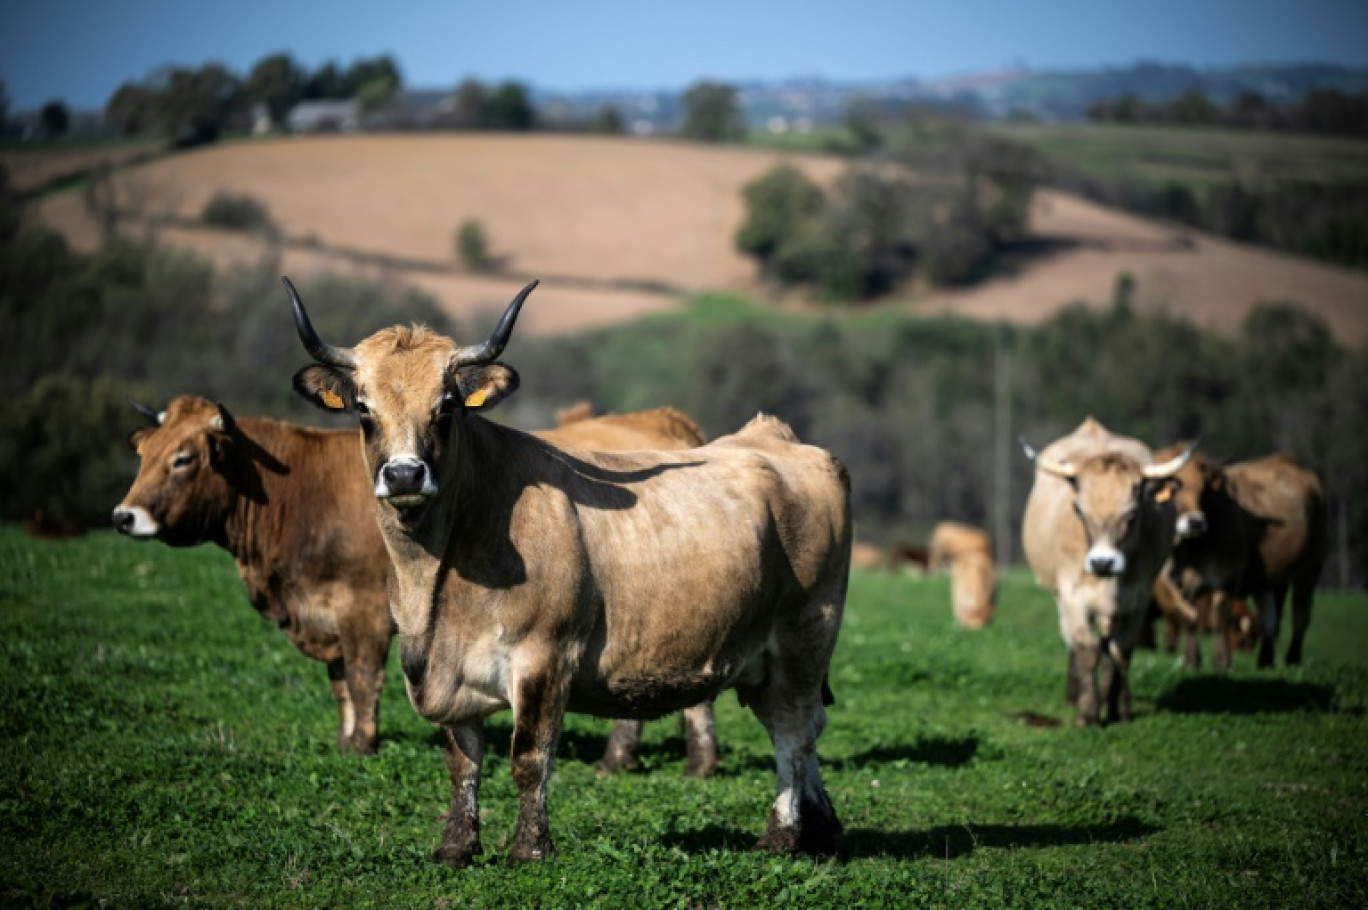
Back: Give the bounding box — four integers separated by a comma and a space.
320, 389, 345, 410
464, 386, 490, 409
1155, 486, 1173, 503
136, 441, 145, 456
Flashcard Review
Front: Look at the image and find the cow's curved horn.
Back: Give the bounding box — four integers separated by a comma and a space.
283, 276, 356, 369
127, 397, 164, 425
1143, 443, 1195, 479
1020, 436, 1077, 479
451, 280, 540, 367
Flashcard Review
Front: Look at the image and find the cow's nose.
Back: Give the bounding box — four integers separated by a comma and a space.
381, 460, 427, 495
112, 508, 135, 534
1088, 554, 1118, 577
1177, 512, 1208, 538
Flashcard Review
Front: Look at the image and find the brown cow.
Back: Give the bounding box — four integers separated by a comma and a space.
849, 541, 887, 570
1021, 417, 1189, 726
541, 402, 717, 779
1159, 446, 1326, 670
286, 277, 851, 862
1149, 575, 1258, 666
928, 521, 996, 629
927, 521, 992, 573
112, 396, 393, 754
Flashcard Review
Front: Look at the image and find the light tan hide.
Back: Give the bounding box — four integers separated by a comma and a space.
1020, 417, 1182, 726
927, 521, 993, 572
539, 402, 717, 778
287, 281, 852, 864
950, 550, 997, 629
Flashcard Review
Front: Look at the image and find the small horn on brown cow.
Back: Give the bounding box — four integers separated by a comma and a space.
1020, 436, 1077, 479
127, 397, 164, 425
450, 280, 540, 368
1143, 442, 1196, 479
282, 276, 357, 369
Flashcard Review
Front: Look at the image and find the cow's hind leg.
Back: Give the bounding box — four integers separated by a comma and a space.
507, 671, 567, 864
1065, 647, 1080, 705
1286, 580, 1315, 666
596, 720, 642, 776
681, 703, 719, 779
1101, 639, 1133, 724
343, 632, 390, 755
434, 722, 485, 868
1257, 587, 1287, 669
325, 659, 357, 754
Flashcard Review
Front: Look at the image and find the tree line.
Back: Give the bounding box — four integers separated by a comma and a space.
2, 170, 1363, 588
1086, 87, 1368, 137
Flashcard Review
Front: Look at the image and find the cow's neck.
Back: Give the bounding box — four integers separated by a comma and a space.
379, 415, 528, 639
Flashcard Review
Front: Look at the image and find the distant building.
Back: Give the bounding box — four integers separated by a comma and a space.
286, 100, 360, 134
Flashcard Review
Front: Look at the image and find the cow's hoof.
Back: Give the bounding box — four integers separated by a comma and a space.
508, 833, 555, 864
754, 827, 799, 855
594, 756, 633, 777
682, 754, 718, 779
1074, 714, 1100, 728
349, 734, 379, 756
432, 841, 481, 869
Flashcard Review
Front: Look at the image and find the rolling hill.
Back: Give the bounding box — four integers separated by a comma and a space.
31, 133, 1368, 344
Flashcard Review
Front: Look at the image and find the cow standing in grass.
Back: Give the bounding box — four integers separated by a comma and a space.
1159, 446, 1326, 670
1021, 417, 1189, 727
286, 277, 851, 863
112, 396, 393, 754
928, 521, 997, 629
545, 402, 718, 778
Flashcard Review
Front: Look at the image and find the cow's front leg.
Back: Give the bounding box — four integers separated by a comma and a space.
433, 722, 485, 868
1072, 641, 1100, 727
1065, 647, 1080, 705
1209, 592, 1232, 673
508, 673, 567, 864
344, 636, 390, 755
1101, 640, 1132, 724
326, 659, 357, 753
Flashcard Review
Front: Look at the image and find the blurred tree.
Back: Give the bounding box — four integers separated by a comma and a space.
304, 61, 346, 100
0, 81, 9, 134
681, 81, 743, 143
1168, 89, 1218, 126
343, 56, 403, 98
355, 75, 399, 116
40, 100, 69, 138
455, 219, 490, 271
735, 164, 825, 281
485, 82, 535, 130
106, 83, 158, 136
158, 64, 245, 145
591, 104, 624, 134
245, 52, 307, 126
842, 99, 884, 153
452, 79, 488, 128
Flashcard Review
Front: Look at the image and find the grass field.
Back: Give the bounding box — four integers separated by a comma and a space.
2, 527, 1365, 908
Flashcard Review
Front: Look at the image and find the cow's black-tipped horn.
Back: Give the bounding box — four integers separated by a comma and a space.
127, 397, 164, 425
1143, 441, 1196, 479
451, 280, 540, 367
283, 276, 356, 369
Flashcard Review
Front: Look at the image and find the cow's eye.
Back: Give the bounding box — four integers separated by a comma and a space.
171, 452, 195, 469
437, 395, 456, 417
353, 400, 370, 417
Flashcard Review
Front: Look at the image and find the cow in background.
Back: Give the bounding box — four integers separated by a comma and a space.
543, 401, 717, 779
1159, 445, 1326, 670
1021, 417, 1189, 726
113, 396, 393, 754
928, 522, 996, 629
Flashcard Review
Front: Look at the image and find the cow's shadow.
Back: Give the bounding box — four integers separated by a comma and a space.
1156, 676, 1336, 714
705, 735, 982, 777
661, 817, 1161, 859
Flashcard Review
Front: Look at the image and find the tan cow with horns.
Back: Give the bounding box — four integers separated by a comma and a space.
284, 277, 852, 863
1021, 418, 1190, 727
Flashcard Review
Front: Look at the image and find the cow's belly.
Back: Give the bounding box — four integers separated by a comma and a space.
279, 601, 343, 662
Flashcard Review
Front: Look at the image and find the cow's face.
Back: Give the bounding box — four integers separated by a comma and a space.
1025, 445, 1190, 580
1156, 444, 1217, 540
113, 396, 238, 545
286, 278, 536, 517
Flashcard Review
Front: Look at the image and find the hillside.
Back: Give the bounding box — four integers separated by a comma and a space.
31, 133, 1368, 344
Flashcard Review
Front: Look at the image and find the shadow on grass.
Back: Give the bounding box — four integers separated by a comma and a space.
708, 735, 981, 778
1156, 676, 1336, 714
661, 817, 1161, 860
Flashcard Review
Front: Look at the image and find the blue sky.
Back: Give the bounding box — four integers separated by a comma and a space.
3, 0, 1367, 109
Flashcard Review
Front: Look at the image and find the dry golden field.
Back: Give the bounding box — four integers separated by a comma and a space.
31, 133, 1368, 343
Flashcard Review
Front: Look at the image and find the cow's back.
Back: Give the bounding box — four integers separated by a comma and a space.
540, 406, 705, 451
1022, 417, 1153, 590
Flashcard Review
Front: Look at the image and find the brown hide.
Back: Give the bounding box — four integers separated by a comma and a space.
850, 541, 886, 570
928, 521, 992, 572
288, 301, 851, 861
1021, 417, 1179, 726
950, 550, 997, 629
114, 395, 392, 754
1161, 445, 1326, 668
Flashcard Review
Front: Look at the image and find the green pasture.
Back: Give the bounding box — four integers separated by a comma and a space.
994, 122, 1368, 190
1, 527, 1365, 908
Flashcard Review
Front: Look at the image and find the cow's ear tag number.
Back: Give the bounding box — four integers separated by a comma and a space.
321, 389, 346, 410
464, 387, 490, 409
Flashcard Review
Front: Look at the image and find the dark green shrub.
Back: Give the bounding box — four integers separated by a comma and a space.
455, 219, 490, 271
201, 192, 275, 234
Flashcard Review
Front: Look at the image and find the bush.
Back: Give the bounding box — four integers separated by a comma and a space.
201, 192, 275, 235
455, 219, 490, 271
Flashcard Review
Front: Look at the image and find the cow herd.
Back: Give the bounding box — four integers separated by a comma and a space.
108, 278, 1326, 867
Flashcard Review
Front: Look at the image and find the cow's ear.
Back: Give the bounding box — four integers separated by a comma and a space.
448, 362, 520, 412
293, 365, 357, 412
128, 427, 155, 455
